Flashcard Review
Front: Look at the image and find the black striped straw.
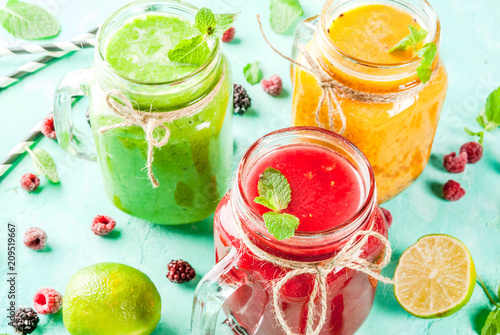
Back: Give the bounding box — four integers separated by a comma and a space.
0, 27, 99, 91
0, 39, 96, 57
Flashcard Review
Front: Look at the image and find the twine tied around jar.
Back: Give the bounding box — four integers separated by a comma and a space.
233, 208, 395, 335
98, 69, 225, 188
256, 15, 428, 135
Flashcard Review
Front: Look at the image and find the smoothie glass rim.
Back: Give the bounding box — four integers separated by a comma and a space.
233, 126, 377, 251
318, 0, 441, 69
96, 0, 221, 86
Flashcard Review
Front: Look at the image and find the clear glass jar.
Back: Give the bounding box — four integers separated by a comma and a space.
191, 127, 389, 335
54, 0, 233, 225
291, 0, 448, 203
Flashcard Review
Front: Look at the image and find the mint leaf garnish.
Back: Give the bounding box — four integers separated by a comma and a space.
387, 25, 436, 84
168, 35, 210, 66
482, 309, 500, 335
263, 212, 300, 241
243, 62, 263, 85
168, 7, 238, 66
270, 0, 304, 34
25, 147, 60, 183
254, 167, 300, 240
464, 87, 500, 145
0, 0, 60, 40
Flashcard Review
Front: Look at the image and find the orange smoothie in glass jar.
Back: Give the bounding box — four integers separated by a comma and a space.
291, 0, 448, 203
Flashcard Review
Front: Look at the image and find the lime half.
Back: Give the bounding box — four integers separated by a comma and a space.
394, 234, 476, 318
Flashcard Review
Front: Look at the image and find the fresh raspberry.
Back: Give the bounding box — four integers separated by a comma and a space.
221, 27, 235, 43
380, 208, 393, 228
91, 215, 116, 236
20, 173, 40, 192
167, 259, 196, 283
442, 180, 465, 201
261, 74, 283, 97
23, 227, 47, 251
33, 288, 62, 314
460, 141, 483, 164
11, 307, 39, 334
41, 113, 56, 139
443, 151, 467, 173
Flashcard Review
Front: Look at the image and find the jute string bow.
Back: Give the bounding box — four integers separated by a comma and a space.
234, 209, 395, 335
98, 70, 225, 188
256, 15, 427, 135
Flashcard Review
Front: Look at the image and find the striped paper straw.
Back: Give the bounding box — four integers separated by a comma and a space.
0, 39, 96, 57
0, 27, 99, 91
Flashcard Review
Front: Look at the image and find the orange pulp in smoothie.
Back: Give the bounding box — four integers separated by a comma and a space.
291, 4, 448, 202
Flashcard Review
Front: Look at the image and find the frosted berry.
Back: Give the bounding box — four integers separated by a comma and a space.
442, 180, 465, 201
11, 307, 39, 334
443, 152, 467, 173
23, 227, 47, 251
233, 84, 251, 115
20, 173, 40, 192
261, 74, 283, 96
91, 215, 116, 236
222, 27, 235, 43
380, 208, 393, 228
33, 288, 62, 314
459, 141, 483, 164
41, 113, 56, 139
167, 259, 196, 284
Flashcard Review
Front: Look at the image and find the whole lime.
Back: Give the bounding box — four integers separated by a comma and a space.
63, 263, 161, 335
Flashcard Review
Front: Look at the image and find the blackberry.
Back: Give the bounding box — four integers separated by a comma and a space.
167, 260, 196, 284
233, 84, 251, 115
11, 307, 39, 334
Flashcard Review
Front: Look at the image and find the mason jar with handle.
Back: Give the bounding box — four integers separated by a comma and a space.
54, 0, 233, 225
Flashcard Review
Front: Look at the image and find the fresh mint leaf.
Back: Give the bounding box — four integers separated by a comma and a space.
388, 25, 427, 53
485, 87, 500, 124
482, 309, 500, 335
270, 0, 304, 34
0, 0, 60, 40
195, 7, 216, 35
263, 212, 300, 240
168, 34, 210, 66
416, 42, 437, 84
25, 147, 60, 183
255, 167, 291, 212
213, 13, 239, 39
243, 62, 263, 85
254, 192, 278, 212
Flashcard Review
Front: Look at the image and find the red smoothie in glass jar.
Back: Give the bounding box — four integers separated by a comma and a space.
192, 127, 389, 335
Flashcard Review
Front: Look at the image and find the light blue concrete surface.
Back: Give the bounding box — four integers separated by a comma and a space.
0, 0, 500, 334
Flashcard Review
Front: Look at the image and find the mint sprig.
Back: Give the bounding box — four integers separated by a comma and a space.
168, 8, 238, 66
464, 87, 500, 145
254, 167, 300, 240
24, 146, 60, 183
388, 25, 437, 84
270, 0, 304, 34
0, 0, 60, 40
478, 277, 500, 335
243, 62, 263, 85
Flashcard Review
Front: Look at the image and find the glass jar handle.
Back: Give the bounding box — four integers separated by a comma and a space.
191, 248, 250, 335
53, 68, 96, 161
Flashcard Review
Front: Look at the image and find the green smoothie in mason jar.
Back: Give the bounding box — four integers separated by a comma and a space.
54, 0, 233, 225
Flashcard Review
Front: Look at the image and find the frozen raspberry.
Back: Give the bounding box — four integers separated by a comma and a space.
20, 173, 40, 192
33, 288, 62, 314
460, 141, 483, 164
442, 180, 465, 201
23, 227, 47, 251
233, 84, 251, 115
261, 74, 283, 97
41, 113, 56, 139
380, 208, 393, 228
221, 27, 235, 43
167, 259, 196, 284
91, 215, 116, 236
11, 307, 39, 334
443, 151, 467, 173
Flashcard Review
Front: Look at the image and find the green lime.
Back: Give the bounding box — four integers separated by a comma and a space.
63, 263, 161, 335
394, 234, 476, 318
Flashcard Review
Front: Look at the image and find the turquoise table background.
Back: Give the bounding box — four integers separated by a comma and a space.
1, 0, 500, 334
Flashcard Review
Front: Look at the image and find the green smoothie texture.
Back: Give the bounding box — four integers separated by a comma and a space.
91, 13, 232, 225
